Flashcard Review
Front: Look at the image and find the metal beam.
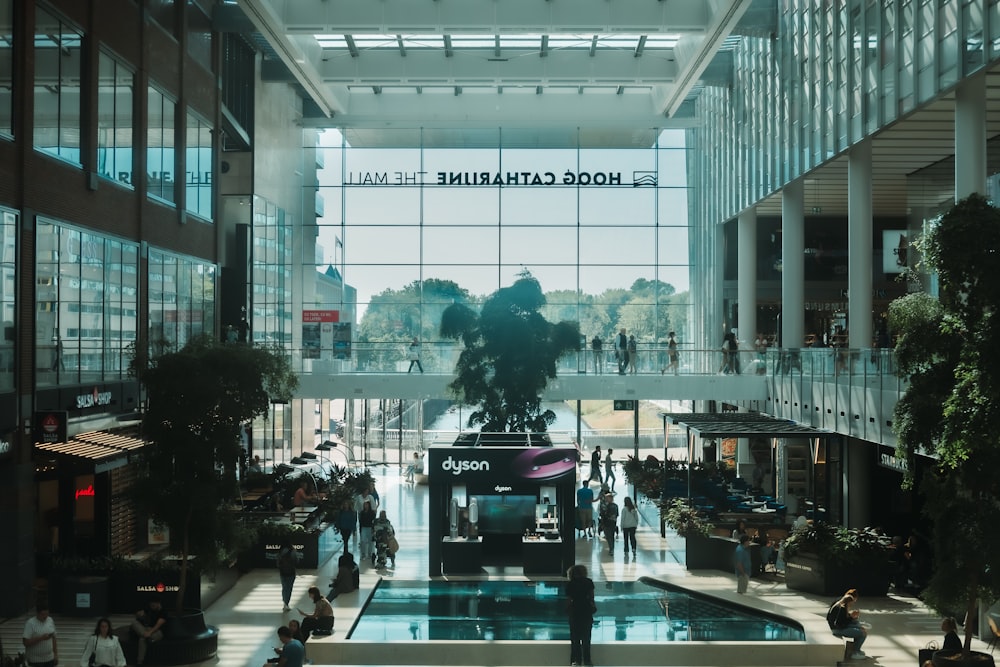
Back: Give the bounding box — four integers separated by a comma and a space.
237, 0, 343, 116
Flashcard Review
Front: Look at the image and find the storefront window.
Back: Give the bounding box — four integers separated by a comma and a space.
147, 248, 216, 355
33, 6, 82, 164
97, 51, 135, 188
0, 0, 12, 138
147, 84, 176, 205
185, 110, 212, 220
35, 219, 140, 387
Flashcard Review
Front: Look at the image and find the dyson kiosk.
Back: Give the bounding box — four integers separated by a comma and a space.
427, 432, 579, 577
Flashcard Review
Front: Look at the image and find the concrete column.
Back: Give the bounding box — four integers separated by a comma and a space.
737, 207, 757, 346
955, 71, 986, 200
781, 180, 804, 348
848, 138, 873, 349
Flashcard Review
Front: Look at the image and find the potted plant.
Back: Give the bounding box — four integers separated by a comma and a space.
781, 523, 892, 596
890, 194, 1000, 667
131, 335, 298, 620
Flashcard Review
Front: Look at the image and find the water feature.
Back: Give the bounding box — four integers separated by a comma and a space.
347, 577, 805, 642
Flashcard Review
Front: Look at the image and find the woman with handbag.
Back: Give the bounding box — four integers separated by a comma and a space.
79, 618, 125, 667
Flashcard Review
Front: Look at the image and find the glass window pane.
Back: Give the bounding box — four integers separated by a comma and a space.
0, 0, 12, 137
97, 52, 135, 188
147, 85, 176, 204
34, 8, 82, 164
424, 226, 499, 265
185, 111, 212, 220
500, 227, 577, 265
345, 226, 420, 265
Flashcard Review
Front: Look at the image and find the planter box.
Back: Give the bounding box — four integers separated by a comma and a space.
784, 551, 890, 597
250, 524, 338, 570
685, 535, 761, 574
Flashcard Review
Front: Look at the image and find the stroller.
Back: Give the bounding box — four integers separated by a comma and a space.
373, 520, 396, 569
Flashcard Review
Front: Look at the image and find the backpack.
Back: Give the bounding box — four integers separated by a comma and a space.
826, 602, 849, 630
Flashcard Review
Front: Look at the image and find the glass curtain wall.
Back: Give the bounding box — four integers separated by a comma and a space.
0, 0, 12, 138
310, 128, 690, 462
35, 219, 139, 387
147, 248, 216, 355
0, 208, 14, 392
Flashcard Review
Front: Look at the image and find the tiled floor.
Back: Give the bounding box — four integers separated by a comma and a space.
2, 466, 988, 667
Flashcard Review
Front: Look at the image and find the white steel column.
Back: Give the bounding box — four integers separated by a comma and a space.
781, 180, 804, 348
848, 138, 873, 349
737, 207, 757, 345
955, 71, 986, 200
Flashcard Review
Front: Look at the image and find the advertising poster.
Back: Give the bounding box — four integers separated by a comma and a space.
721, 437, 737, 470
302, 310, 344, 359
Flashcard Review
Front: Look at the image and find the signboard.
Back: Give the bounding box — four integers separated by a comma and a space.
34, 411, 68, 444
613, 400, 635, 411
301, 312, 349, 359
876, 445, 909, 474
428, 446, 579, 483
147, 519, 170, 545
882, 230, 909, 274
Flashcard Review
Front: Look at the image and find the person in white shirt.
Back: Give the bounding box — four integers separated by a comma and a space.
22, 603, 58, 667
80, 618, 126, 667
620, 496, 639, 556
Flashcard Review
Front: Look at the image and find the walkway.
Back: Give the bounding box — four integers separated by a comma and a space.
0, 466, 981, 667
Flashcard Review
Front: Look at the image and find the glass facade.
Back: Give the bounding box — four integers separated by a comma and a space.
185, 110, 212, 220
147, 248, 216, 354
314, 130, 691, 372
35, 219, 139, 387
97, 51, 135, 188
252, 196, 292, 345
33, 6, 82, 164
147, 84, 176, 204
0, 0, 12, 138
0, 208, 13, 392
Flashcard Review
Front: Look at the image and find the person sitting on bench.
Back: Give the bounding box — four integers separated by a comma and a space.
827, 588, 868, 660
297, 587, 333, 641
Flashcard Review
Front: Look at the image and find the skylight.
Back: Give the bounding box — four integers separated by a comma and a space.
314, 33, 679, 52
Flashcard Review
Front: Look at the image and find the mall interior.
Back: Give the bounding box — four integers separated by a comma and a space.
1, 0, 999, 664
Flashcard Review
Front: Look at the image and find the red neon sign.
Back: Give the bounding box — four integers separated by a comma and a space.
75, 484, 95, 500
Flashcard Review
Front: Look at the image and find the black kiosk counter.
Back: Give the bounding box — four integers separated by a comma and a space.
427, 433, 579, 577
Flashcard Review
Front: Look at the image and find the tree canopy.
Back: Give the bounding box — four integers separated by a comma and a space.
132, 336, 298, 612
440, 274, 580, 432
890, 193, 1000, 656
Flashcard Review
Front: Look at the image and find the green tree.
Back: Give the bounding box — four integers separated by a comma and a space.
131, 336, 298, 613
889, 193, 1000, 659
440, 274, 580, 432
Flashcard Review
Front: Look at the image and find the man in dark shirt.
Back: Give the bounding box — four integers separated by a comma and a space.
130, 598, 166, 665
588, 446, 603, 484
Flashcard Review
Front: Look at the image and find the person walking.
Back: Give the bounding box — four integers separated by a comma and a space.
590, 335, 603, 374
663, 331, 679, 375
277, 539, 298, 612
406, 337, 423, 373
620, 496, 638, 557
23, 603, 58, 667
80, 618, 125, 667
627, 334, 638, 374
587, 446, 603, 484
358, 500, 376, 565
575, 480, 596, 539
603, 448, 616, 490
614, 328, 628, 375
735, 534, 752, 594
565, 564, 596, 667
599, 492, 619, 555
336, 499, 358, 555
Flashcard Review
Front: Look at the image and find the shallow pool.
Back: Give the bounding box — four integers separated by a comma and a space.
347, 577, 805, 642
